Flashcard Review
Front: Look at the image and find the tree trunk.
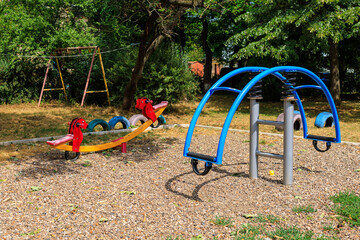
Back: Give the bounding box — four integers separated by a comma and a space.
122, 8, 185, 110
201, 18, 213, 92
122, 12, 163, 110
329, 38, 341, 105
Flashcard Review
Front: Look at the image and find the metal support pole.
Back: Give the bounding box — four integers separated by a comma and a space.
38, 58, 52, 107
97, 48, 110, 105
249, 98, 260, 179
283, 97, 295, 185
81, 47, 97, 107
55, 57, 68, 102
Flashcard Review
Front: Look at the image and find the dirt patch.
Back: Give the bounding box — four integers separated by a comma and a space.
0, 128, 359, 239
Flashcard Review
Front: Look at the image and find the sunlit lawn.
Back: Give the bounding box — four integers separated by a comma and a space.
0, 94, 359, 162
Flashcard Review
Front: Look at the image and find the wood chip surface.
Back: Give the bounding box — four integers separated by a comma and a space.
0, 129, 359, 239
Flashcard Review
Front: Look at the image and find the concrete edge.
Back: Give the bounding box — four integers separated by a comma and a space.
1, 123, 359, 146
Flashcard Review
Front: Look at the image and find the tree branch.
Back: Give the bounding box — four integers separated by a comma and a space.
162, 0, 204, 8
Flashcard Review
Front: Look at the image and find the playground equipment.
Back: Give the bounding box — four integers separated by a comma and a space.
315, 112, 334, 128
129, 114, 166, 128
275, 110, 302, 131
38, 46, 110, 107
183, 66, 341, 185
47, 99, 168, 160
86, 114, 165, 132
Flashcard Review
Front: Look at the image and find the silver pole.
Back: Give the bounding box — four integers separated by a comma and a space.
283, 97, 295, 185
249, 98, 260, 179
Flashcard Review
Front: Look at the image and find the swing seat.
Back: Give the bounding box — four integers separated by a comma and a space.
46, 134, 74, 146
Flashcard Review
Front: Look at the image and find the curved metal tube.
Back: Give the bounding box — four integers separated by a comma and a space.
184, 66, 285, 163
184, 66, 341, 165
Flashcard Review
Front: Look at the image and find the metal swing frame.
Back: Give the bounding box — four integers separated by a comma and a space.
38, 46, 110, 107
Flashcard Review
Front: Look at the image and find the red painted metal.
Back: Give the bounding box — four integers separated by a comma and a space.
111, 137, 127, 153
121, 142, 127, 153
136, 98, 157, 122
38, 57, 53, 107
67, 118, 88, 152
81, 47, 97, 107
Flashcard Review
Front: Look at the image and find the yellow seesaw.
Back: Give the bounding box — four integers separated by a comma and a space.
51, 106, 167, 152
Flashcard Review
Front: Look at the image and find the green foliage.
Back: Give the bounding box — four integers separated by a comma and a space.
228, 0, 360, 70
254, 214, 280, 224
210, 216, 234, 227
267, 226, 314, 240
165, 236, 185, 240
0, 1, 198, 105
137, 42, 199, 103
231, 224, 330, 240
292, 205, 317, 214
184, 1, 248, 63
0, 0, 99, 103
20, 228, 41, 237
105, 47, 139, 104
231, 223, 263, 240
330, 191, 360, 226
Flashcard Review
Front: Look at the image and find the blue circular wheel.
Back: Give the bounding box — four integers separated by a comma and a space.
108, 116, 130, 129
87, 119, 111, 132
315, 112, 334, 128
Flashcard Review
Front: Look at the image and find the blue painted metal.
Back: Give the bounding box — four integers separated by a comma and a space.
183, 66, 341, 166
210, 87, 242, 94
183, 66, 282, 164
294, 85, 322, 91
315, 112, 334, 128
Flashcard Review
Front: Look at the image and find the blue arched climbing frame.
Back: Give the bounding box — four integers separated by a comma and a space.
183, 66, 341, 166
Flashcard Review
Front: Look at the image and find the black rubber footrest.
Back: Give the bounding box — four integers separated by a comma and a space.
307, 134, 335, 142
187, 152, 216, 162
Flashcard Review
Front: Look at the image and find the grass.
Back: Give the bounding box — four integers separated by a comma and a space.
210, 216, 234, 227
20, 228, 41, 236
1, 95, 360, 143
292, 205, 318, 213
266, 226, 315, 240
230, 223, 338, 240
0, 94, 359, 166
329, 191, 360, 226
253, 214, 281, 224
231, 224, 264, 240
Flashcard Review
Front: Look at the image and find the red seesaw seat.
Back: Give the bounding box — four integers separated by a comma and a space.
46, 134, 74, 147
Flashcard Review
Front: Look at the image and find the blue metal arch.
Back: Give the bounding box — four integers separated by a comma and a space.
183, 66, 341, 165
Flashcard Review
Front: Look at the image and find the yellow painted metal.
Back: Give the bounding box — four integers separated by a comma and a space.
52, 107, 166, 152
43, 88, 65, 91
54, 57, 68, 101
86, 90, 107, 93
97, 47, 110, 105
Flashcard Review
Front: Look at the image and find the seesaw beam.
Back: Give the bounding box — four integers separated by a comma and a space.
51, 107, 166, 152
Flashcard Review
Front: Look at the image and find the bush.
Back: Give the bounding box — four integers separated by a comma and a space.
137, 42, 199, 103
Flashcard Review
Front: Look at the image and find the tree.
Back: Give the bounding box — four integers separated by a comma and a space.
122, 0, 205, 110
201, 17, 213, 91
0, 0, 98, 103
228, 0, 360, 104
183, 0, 248, 92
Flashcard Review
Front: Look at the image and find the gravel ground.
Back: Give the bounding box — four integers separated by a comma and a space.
0, 128, 359, 239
